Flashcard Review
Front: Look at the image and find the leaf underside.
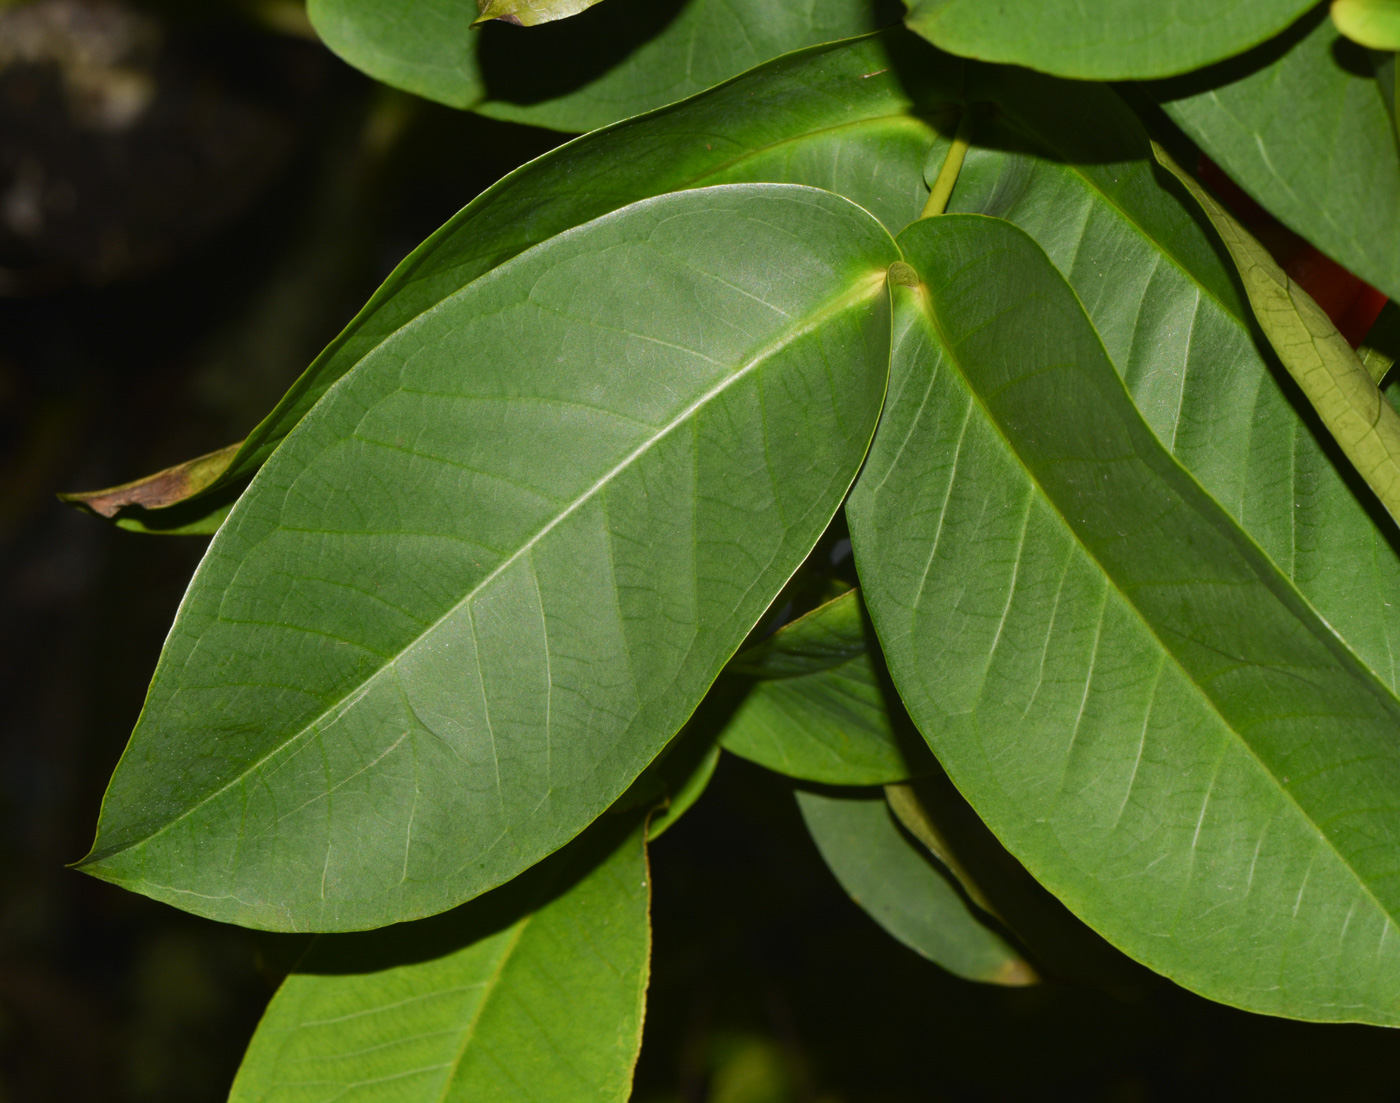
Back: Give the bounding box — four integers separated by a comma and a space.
126, 32, 949, 533
81, 185, 897, 931
797, 787, 1035, 985
849, 213, 1400, 1025
720, 588, 919, 784
229, 815, 650, 1103
1154, 10, 1400, 302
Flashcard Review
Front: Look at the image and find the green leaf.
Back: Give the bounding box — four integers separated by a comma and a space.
1155, 143, 1400, 528
1153, 10, 1400, 302
79, 184, 899, 931
720, 588, 921, 785
475, 0, 890, 132
901, 0, 1315, 80
307, 0, 885, 126
647, 742, 719, 840
229, 814, 650, 1103
1332, 0, 1400, 49
796, 787, 1036, 985
476, 0, 605, 27
848, 213, 1400, 1024
307, 0, 487, 109
949, 68, 1400, 799
130, 32, 951, 535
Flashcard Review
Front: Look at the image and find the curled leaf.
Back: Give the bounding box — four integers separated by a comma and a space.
474, 0, 604, 26
58, 441, 242, 519
1332, 0, 1400, 47
1155, 142, 1400, 528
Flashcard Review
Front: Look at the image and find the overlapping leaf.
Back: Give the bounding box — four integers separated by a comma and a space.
848, 213, 1400, 1024
89, 33, 950, 534
307, 0, 886, 128
1156, 145, 1400, 528
720, 589, 919, 784
1153, 9, 1400, 301
902, 0, 1314, 79
79, 184, 898, 931
229, 816, 650, 1103
950, 67, 1400, 729
797, 788, 1035, 985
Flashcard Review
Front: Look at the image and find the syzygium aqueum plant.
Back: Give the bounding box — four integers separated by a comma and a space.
64, 0, 1400, 1096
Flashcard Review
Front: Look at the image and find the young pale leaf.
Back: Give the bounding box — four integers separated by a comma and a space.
473, 0, 888, 132
79, 184, 898, 931
475, 0, 604, 27
1156, 144, 1400, 528
101, 33, 948, 535
901, 0, 1314, 80
1153, 10, 1400, 301
229, 815, 649, 1103
307, 0, 486, 109
1332, 0, 1400, 48
849, 213, 1400, 1025
797, 788, 1036, 986
720, 589, 920, 785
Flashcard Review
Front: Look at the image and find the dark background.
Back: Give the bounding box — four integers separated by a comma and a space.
3, 2, 1399, 1099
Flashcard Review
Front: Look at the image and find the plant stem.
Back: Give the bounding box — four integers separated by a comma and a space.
921, 110, 974, 219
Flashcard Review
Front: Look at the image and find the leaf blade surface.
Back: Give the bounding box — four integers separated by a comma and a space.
797, 787, 1035, 985
848, 213, 1400, 1024
903, 0, 1314, 79
229, 815, 650, 1103
82, 184, 898, 931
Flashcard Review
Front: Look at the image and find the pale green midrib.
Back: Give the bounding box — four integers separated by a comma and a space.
906, 279, 1400, 939
435, 916, 531, 1103
225, 107, 928, 487
90, 271, 890, 868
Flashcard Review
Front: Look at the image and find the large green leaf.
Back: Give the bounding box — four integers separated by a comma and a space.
848, 213, 1400, 1024
79, 184, 899, 931
475, 0, 890, 132
720, 588, 920, 784
1332, 0, 1400, 49
950, 68, 1400, 760
796, 788, 1036, 985
902, 0, 1315, 80
101, 32, 950, 535
229, 815, 649, 1103
1153, 10, 1400, 301
1156, 144, 1400, 527
307, 0, 886, 125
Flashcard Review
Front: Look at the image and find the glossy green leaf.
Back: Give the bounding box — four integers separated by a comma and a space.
1332, 0, 1400, 49
117, 32, 950, 535
1154, 10, 1400, 301
307, 0, 486, 109
229, 815, 649, 1103
1156, 144, 1400, 528
849, 213, 1400, 1024
308, 0, 885, 125
902, 0, 1314, 79
720, 589, 919, 785
796, 788, 1036, 985
79, 184, 898, 932
476, 0, 605, 28
475, 0, 889, 132
949, 71, 1400, 795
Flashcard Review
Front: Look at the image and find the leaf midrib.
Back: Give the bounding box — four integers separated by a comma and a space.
92, 270, 890, 865
906, 271, 1400, 938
